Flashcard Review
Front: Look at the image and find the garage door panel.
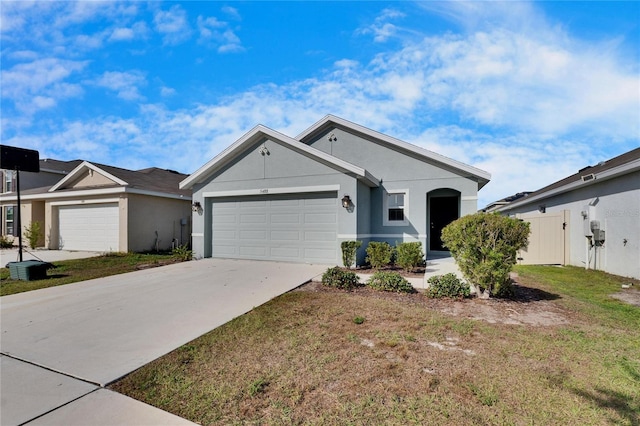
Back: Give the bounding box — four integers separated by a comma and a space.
304, 231, 335, 242
304, 213, 336, 224
270, 213, 301, 224
239, 246, 267, 257
240, 230, 267, 240
271, 230, 301, 241
211, 193, 337, 263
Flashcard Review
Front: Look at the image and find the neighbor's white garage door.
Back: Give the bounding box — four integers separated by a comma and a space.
58, 203, 119, 252
211, 193, 338, 264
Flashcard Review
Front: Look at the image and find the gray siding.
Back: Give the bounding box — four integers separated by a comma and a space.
501, 171, 640, 279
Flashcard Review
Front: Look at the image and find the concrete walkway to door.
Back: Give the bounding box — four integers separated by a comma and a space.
1, 259, 327, 425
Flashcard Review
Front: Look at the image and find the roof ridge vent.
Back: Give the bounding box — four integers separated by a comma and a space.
581, 173, 596, 182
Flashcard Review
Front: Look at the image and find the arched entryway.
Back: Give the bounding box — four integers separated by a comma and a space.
427, 189, 460, 252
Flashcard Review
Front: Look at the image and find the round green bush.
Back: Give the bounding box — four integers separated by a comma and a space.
367, 271, 414, 293
322, 266, 360, 290
426, 273, 470, 299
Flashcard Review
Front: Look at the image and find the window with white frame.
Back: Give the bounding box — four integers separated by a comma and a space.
4, 206, 15, 236
3, 171, 14, 193
383, 190, 408, 226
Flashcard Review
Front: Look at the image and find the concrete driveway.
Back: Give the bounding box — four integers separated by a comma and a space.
1, 258, 326, 425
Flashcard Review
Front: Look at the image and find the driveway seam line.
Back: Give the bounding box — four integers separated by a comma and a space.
1, 352, 102, 387
16, 388, 101, 426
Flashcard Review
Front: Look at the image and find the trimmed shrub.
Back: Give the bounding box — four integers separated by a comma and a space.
367, 271, 414, 293
24, 221, 42, 249
426, 273, 470, 299
341, 240, 362, 269
441, 213, 529, 298
395, 241, 424, 271
322, 266, 360, 290
0, 235, 14, 248
365, 241, 394, 269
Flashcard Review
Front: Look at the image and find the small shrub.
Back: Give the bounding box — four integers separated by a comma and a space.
24, 221, 42, 249
341, 240, 362, 269
426, 273, 470, 299
172, 244, 193, 262
395, 241, 424, 271
322, 266, 360, 290
353, 316, 365, 324
367, 271, 414, 293
365, 241, 393, 269
0, 234, 14, 248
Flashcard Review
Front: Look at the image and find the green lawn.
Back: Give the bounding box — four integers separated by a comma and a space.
1, 252, 178, 296
111, 265, 640, 425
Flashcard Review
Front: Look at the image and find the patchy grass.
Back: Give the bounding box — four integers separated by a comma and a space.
111, 266, 640, 425
1, 252, 178, 296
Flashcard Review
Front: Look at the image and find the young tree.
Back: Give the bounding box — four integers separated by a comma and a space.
441, 213, 530, 298
24, 221, 43, 250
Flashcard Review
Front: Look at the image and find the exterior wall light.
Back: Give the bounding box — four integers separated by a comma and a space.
341, 195, 351, 209
192, 201, 202, 212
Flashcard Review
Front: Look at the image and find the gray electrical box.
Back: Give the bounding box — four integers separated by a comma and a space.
593, 229, 605, 246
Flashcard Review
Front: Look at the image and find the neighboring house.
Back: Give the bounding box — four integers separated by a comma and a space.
482, 192, 533, 213
1, 159, 82, 238
0, 160, 192, 252
497, 148, 640, 280
180, 115, 491, 264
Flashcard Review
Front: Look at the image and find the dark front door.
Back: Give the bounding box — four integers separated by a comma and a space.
430, 196, 459, 251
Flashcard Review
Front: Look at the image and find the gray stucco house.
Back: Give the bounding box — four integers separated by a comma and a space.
496, 147, 640, 280
180, 115, 491, 264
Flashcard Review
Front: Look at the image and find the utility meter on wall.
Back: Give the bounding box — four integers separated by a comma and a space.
590, 220, 605, 246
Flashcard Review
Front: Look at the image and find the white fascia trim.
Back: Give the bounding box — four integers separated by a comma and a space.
2, 187, 188, 202
126, 188, 190, 201
296, 115, 491, 184
4, 187, 126, 201
180, 125, 380, 189
498, 158, 640, 212
192, 233, 204, 237
204, 184, 340, 198
49, 161, 128, 192
50, 198, 120, 207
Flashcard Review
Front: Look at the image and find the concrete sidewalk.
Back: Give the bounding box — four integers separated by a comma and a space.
1, 258, 326, 425
1, 248, 101, 265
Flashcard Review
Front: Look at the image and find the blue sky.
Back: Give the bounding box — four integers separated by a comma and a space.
1, 1, 638, 208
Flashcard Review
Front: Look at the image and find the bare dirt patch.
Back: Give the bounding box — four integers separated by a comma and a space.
298, 277, 572, 326
611, 288, 640, 307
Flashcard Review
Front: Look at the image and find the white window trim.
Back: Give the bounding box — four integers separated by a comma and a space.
383, 189, 409, 227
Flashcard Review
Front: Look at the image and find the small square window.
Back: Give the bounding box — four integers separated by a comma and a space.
383, 191, 408, 226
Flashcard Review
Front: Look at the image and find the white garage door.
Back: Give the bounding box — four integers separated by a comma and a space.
58, 203, 119, 252
211, 193, 338, 264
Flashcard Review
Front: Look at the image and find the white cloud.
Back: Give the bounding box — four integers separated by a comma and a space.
154, 5, 191, 45
197, 15, 244, 53
94, 71, 147, 101
358, 8, 407, 43
1, 58, 87, 113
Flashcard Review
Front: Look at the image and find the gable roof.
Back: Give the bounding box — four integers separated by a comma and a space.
497, 147, 640, 212
2, 160, 190, 201
180, 124, 380, 189
296, 115, 491, 189
39, 159, 84, 175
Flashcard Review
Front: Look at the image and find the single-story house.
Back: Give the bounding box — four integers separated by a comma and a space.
0, 160, 192, 252
496, 147, 640, 280
180, 115, 491, 264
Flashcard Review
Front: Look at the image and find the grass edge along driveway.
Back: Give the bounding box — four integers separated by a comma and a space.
1, 252, 179, 296
111, 265, 640, 426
